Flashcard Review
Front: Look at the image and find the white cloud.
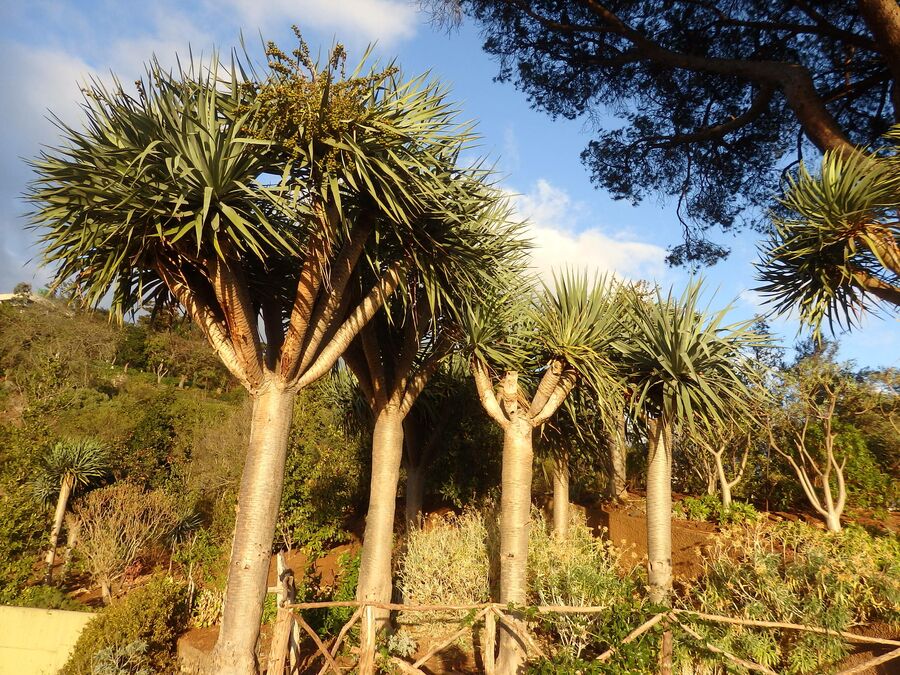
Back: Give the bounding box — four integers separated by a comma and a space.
220, 0, 418, 45
511, 180, 666, 284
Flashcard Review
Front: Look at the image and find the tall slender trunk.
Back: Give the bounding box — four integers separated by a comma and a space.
45, 474, 74, 583
609, 412, 628, 501
404, 460, 425, 529
496, 415, 534, 675
357, 406, 404, 611
357, 405, 405, 674
552, 455, 569, 539
646, 417, 673, 606
713, 452, 732, 509
210, 383, 296, 675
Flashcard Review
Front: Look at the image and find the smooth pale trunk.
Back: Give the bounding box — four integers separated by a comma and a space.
552, 456, 569, 539
211, 384, 296, 675
404, 460, 425, 529
357, 406, 405, 675
609, 413, 628, 501
713, 452, 732, 509
646, 418, 673, 606
823, 482, 841, 532
496, 415, 533, 675
45, 474, 74, 583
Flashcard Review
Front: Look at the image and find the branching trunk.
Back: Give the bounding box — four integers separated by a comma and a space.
496, 414, 534, 675
210, 382, 296, 675
646, 417, 673, 606
45, 474, 74, 583
552, 455, 570, 539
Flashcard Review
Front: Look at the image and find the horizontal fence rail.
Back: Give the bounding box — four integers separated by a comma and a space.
266, 554, 900, 675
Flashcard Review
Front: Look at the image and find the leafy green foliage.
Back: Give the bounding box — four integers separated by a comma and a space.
9, 584, 88, 611
681, 521, 900, 674
674, 495, 759, 525
619, 281, 766, 433
61, 576, 188, 675
277, 384, 367, 556
529, 512, 643, 660
757, 124, 900, 336
302, 551, 363, 638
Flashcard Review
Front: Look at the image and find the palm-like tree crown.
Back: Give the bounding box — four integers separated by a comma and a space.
756, 125, 900, 336
33, 439, 108, 503
620, 281, 766, 432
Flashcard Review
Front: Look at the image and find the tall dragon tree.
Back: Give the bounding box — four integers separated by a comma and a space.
619, 282, 765, 606
462, 272, 619, 675
28, 38, 511, 674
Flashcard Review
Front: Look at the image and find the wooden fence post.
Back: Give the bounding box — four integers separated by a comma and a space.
482, 608, 496, 675
358, 604, 377, 675
658, 627, 673, 675
266, 608, 295, 675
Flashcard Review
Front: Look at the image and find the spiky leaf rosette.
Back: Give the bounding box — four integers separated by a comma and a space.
620, 281, 766, 434
756, 125, 900, 337
29, 37, 523, 335
32, 438, 109, 503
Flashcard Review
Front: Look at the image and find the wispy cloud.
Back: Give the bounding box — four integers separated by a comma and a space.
511, 179, 667, 284
219, 0, 418, 45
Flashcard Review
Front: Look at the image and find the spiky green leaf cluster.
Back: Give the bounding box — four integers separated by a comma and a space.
756, 125, 900, 337
33, 438, 109, 503
28, 36, 525, 327
619, 281, 767, 433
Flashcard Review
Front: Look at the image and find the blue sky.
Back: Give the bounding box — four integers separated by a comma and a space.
0, 0, 896, 368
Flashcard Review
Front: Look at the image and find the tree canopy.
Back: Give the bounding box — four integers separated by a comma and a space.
436, 0, 900, 264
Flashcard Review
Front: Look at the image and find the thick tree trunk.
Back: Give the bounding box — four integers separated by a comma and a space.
552, 456, 569, 539
100, 577, 112, 605
608, 412, 628, 501
404, 460, 425, 529
496, 415, 534, 675
210, 383, 296, 675
646, 418, 673, 606
713, 452, 732, 510
357, 406, 405, 674
45, 474, 74, 583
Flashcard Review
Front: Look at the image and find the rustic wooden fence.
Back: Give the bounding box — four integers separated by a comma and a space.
265, 556, 900, 675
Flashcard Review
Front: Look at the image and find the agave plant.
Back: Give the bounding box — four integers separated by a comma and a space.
619, 281, 766, 604
756, 125, 900, 336
28, 34, 514, 673
33, 439, 108, 583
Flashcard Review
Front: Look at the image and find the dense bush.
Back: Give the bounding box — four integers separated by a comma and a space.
8, 584, 86, 611
680, 521, 900, 674
0, 423, 48, 602
61, 575, 188, 674
276, 384, 368, 557
529, 512, 643, 660
398, 509, 491, 634
674, 495, 760, 525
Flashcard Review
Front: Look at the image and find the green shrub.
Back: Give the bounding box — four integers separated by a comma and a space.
11, 584, 88, 611
528, 511, 645, 661
303, 551, 362, 638
398, 509, 491, 636
61, 575, 188, 675
680, 521, 900, 674
276, 385, 367, 557
90, 640, 151, 675
675, 495, 759, 525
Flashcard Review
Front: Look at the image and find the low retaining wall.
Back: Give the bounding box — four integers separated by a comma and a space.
0, 605, 94, 674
